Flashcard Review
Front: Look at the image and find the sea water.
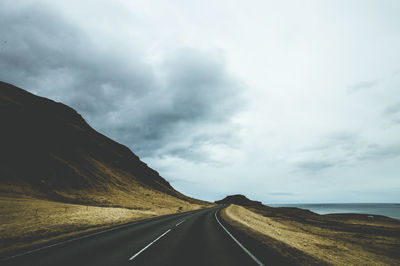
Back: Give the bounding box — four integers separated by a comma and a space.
269, 203, 400, 219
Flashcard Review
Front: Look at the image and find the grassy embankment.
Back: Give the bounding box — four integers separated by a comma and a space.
0, 186, 207, 256
222, 204, 400, 265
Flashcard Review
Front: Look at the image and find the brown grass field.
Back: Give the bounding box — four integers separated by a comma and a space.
0, 191, 206, 256
222, 204, 400, 265
0, 151, 210, 256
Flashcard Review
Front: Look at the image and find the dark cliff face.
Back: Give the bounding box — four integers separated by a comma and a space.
215, 194, 262, 206
0, 81, 181, 199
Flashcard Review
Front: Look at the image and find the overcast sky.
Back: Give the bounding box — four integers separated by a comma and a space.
1, 0, 399, 203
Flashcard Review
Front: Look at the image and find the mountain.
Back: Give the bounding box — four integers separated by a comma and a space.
0, 81, 204, 207
215, 194, 263, 206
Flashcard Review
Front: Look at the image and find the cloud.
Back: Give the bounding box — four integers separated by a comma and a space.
357, 144, 400, 161
347, 79, 380, 93
0, 1, 243, 162
95, 49, 243, 160
267, 192, 294, 196
384, 103, 400, 114
297, 160, 337, 172
2, 0, 400, 203
296, 131, 400, 173
383, 102, 400, 124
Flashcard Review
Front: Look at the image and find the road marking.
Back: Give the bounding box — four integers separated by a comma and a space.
1, 209, 198, 262
175, 220, 185, 227
1, 218, 149, 262
215, 210, 264, 266
129, 229, 171, 261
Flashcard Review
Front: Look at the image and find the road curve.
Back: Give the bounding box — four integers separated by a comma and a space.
2, 205, 264, 266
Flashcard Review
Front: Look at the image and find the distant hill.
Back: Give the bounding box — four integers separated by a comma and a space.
216, 194, 325, 220
215, 194, 263, 206
0, 81, 205, 206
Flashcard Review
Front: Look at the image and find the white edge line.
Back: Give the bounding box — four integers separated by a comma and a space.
175, 220, 185, 227
129, 229, 171, 261
1, 208, 202, 262
1, 219, 148, 261
215, 210, 264, 266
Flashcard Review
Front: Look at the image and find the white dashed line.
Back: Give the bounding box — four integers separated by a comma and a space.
175, 220, 185, 227
1, 219, 147, 261
129, 229, 171, 261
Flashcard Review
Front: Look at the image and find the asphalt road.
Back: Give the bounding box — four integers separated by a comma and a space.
2, 205, 265, 266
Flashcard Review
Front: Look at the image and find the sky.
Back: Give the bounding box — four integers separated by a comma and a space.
1, 0, 399, 203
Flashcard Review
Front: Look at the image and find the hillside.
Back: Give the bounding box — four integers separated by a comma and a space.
0, 81, 211, 255
0, 81, 205, 207
215, 194, 263, 206
217, 194, 400, 264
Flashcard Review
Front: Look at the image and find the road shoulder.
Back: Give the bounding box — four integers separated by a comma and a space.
219, 205, 325, 266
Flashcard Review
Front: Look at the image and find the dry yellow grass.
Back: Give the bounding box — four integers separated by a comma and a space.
224, 204, 400, 266
54, 184, 204, 213
0, 157, 210, 255
0, 193, 205, 255
0, 196, 152, 255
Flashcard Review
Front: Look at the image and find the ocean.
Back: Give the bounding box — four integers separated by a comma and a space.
269, 203, 400, 219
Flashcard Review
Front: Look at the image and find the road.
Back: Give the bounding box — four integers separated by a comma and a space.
2, 205, 265, 266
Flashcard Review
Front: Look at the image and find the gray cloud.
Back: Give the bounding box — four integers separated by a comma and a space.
297, 160, 337, 172
0, 2, 243, 162
357, 144, 400, 161
384, 103, 400, 114
267, 192, 294, 196
347, 79, 380, 93
383, 102, 400, 124
297, 131, 400, 173
2, 0, 400, 203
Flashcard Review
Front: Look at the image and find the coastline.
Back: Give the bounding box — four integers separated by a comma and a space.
269, 203, 400, 219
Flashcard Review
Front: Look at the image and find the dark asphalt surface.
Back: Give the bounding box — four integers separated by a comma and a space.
1, 205, 264, 266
